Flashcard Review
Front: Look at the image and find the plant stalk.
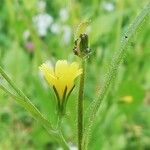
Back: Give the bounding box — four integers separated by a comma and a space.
78, 59, 86, 150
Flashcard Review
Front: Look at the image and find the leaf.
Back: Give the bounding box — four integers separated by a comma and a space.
83, 2, 150, 149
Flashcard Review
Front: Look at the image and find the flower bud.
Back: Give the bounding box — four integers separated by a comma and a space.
73, 33, 91, 58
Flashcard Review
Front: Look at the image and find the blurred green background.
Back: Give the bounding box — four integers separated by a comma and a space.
0, 0, 150, 149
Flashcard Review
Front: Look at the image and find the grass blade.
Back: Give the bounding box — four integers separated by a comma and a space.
0, 67, 69, 149
83, 2, 150, 149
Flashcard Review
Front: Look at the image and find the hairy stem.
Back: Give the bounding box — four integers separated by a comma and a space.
78, 59, 86, 150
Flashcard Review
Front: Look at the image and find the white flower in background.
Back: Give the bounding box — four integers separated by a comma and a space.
33, 13, 53, 37
62, 25, 72, 45
57, 143, 77, 150
69, 145, 77, 150
37, 0, 46, 12
101, 2, 114, 12
23, 30, 30, 41
50, 23, 71, 45
59, 8, 69, 22
50, 23, 61, 34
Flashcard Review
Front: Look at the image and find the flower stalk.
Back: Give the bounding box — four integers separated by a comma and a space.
78, 59, 86, 150
74, 30, 90, 150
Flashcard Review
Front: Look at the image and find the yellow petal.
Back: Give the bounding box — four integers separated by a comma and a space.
69, 62, 82, 80
55, 60, 68, 77
39, 63, 56, 86
39, 60, 82, 100
53, 78, 65, 99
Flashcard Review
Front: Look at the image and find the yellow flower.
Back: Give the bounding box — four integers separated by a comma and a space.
120, 95, 133, 104
39, 60, 82, 100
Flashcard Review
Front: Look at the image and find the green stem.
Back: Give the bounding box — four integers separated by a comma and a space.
78, 59, 86, 150
56, 115, 69, 150
0, 67, 69, 150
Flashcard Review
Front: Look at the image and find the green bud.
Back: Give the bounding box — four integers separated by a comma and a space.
73, 33, 91, 58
